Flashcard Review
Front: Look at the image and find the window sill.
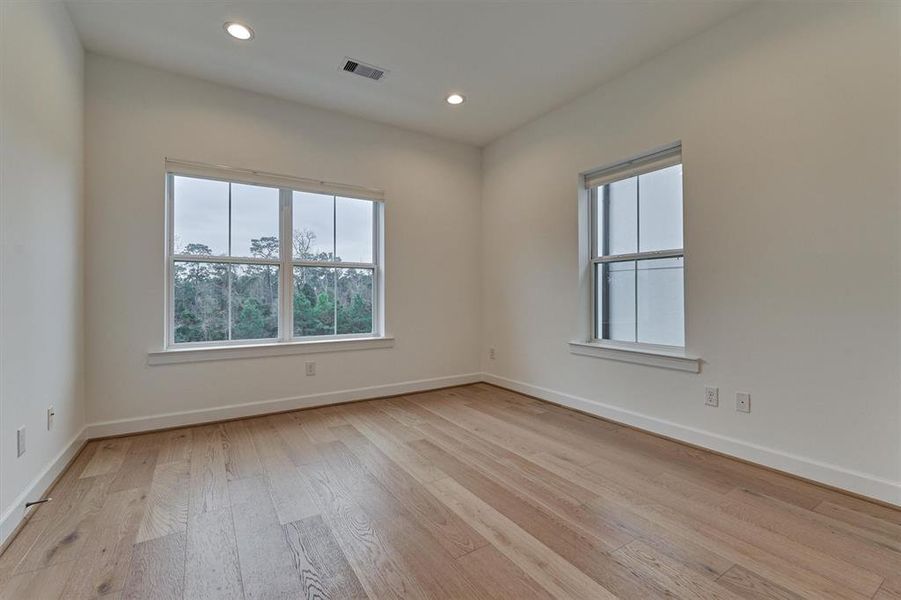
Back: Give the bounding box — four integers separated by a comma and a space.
568, 340, 700, 373
148, 336, 395, 365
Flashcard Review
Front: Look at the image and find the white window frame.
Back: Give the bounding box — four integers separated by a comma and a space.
163, 159, 385, 351
571, 143, 699, 372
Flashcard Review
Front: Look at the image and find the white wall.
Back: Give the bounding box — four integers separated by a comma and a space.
6, 1, 894, 518
84, 55, 482, 429
0, 1, 85, 541
481, 2, 901, 504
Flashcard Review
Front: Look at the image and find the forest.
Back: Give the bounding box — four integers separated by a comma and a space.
173, 229, 373, 343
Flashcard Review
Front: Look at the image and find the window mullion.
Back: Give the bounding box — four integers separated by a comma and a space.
602, 185, 611, 340
167, 173, 176, 348
292, 259, 374, 269
332, 196, 338, 335
634, 175, 640, 343
172, 255, 281, 265
593, 249, 683, 263
280, 188, 293, 341
372, 200, 379, 336
227, 183, 233, 341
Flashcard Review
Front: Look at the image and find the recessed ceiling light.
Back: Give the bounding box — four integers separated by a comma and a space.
446, 93, 465, 105
224, 22, 254, 41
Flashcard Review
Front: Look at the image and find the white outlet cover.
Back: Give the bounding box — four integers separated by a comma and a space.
305, 361, 316, 376
17, 427, 26, 457
705, 386, 719, 407
736, 392, 751, 413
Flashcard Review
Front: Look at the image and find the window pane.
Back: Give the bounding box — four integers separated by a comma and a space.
601, 177, 638, 256
173, 176, 228, 256
336, 197, 373, 263
231, 183, 280, 259
293, 192, 334, 261
231, 264, 279, 340
173, 261, 229, 342
639, 164, 682, 252
598, 260, 636, 342
637, 257, 684, 346
293, 267, 335, 336
337, 268, 373, 335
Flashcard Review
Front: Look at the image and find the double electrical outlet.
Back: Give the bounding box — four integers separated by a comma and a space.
705, 386, 750, 413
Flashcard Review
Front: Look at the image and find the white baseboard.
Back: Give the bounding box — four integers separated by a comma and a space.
1, 373, 478, 550
0, 429, 87, 548
83, 373, 482, 439
483, 373, 901, 507
3, 370, 895, 552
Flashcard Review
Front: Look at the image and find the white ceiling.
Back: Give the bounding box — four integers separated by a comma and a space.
66, 1, 750, 146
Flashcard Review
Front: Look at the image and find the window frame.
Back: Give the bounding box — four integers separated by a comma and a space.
586, 144, 684, 350
164, 162, 384, 350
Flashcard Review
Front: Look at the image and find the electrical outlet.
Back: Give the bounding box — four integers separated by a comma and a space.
47, 407, 55, 431
489, 348, 496, 360
17, 427, 25, 457
736, 392, 751, 413
704, 386, 719, 407
305, 361, 316, 376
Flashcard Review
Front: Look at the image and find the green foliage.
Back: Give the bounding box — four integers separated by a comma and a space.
174, 230, 372, 343
292, 267, 372, 337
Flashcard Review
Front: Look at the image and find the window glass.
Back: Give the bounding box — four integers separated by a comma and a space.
337, 268, 373, 335
591, 152, 684, 347
336, 197, 374, 263
231, 264, 279, 340
170, 170, 381, 347
293, 266, 335, 336
604, 177, 638, 256
231, 183, 280, 259
638, 164, 682, 253
637, 258, 684, 346
173, 261, 229, 342
293, 192, 334, 261
173, 176, 228, 256
598, 261, 636, 343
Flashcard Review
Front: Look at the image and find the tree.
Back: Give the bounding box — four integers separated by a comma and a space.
173, 259, 228, 342
312, 291, 335, 335
183, 243, 212, 256
293, 229, 316, 259
292, 288, 316, 335
174, 230, 372, 342
248, 236, 279, 309
232, 298, 267, 339
250, 236, 279, 259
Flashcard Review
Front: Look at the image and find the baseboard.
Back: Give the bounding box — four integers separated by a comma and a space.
4, 370, 894, 553
83, 372, 483, 439
0, 429, 87, 549
482, 373, 901, 507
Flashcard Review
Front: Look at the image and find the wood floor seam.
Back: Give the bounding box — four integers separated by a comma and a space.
1, 383, 898, 600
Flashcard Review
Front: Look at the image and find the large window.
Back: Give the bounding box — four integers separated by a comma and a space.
587, 145, 684, 347
167, 163, 382, 348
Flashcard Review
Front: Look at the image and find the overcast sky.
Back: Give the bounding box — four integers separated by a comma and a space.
173, 176, 373, 262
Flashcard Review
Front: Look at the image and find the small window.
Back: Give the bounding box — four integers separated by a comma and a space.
168, 163, 382, 348
587, 145, 684, 347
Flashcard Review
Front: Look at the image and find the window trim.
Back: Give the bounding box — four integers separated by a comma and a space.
568, 340, 699, 373
581, 142, 691, 360
162, 160, 385, 352
148, 336, 395, 365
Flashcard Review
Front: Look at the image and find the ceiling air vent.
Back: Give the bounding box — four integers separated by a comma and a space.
341, 58, 387, 81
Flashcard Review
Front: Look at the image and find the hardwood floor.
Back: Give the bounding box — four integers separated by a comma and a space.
1, 383, 898, 599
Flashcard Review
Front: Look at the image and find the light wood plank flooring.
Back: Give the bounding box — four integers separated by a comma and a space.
1, 383, 898, 599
